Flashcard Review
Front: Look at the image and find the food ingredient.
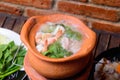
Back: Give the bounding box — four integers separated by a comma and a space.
0, 41, 26, 80
0, 34, 10, 45
94, 58, 120, 80
43, 41, 72, 58
35, 22, 82, 58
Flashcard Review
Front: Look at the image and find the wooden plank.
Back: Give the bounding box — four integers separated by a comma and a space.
92, 32, 100, 58
0, 14, 6, 27
95, 33, 110, 57
12, 16, 26, 33
2, 17, 16, 29
108, 35, 120, 49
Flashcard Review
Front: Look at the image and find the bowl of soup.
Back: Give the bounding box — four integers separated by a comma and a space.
20, 14, 96, 79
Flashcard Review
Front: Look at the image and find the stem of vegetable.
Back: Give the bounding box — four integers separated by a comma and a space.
12, 43, 22, 64
0, 67, 20, 78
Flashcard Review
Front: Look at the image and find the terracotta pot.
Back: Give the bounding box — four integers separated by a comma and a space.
20, 14, 96, 79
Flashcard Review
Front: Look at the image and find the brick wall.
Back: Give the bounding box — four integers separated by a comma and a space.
0, 0, 120, 32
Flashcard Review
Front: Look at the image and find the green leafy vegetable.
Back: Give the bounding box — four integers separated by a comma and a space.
0, 41, 26, 80
43, 41, 72, 58
39, 24, 82, 58
61, 24, 82, 40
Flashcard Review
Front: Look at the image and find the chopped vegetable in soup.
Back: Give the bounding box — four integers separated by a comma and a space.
35, 22, 82, 58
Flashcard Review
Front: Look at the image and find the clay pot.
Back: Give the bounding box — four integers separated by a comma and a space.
20, 14, 96, 79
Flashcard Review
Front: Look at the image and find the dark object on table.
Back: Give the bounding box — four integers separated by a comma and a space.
91, 47, 120, 80
95, 47, 120, 62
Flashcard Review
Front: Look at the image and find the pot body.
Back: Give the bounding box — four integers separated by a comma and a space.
27, 50, 92, 79
21, 14, 96, 79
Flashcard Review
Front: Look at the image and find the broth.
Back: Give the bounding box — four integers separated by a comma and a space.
35, 22, 83, 58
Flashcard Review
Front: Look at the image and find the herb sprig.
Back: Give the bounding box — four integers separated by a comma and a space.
0, 41, 26, 80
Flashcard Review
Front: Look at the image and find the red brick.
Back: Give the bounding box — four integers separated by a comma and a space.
3, 0, 53, 9
0, 2, 23, 16
69, 0, 88, 2
91, 0, 120, 7
24, 7, 87, 25
91, 20, 120, 33
24, 8, 58, 17
32, 0, 53, 9
3, 0, 32, 6
57, 1, 120, 22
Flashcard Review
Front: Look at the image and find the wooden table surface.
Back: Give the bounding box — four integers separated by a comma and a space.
0, 12, 120, 80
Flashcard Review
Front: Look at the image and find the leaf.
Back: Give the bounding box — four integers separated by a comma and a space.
6, 55, 13, 63
43, 41, 72, 58
17, 48, 26, 57
16, 57, 24, 65
10, 45, 18, 53
0, 44, 8, 52
61, 24, 82, 40
48, 53, 56, 58
0, 51, 3, 59
0, 62, 3, 70
8, 41, 15, 47
0, 41, 26, 80
4, 50, 11, 59
0, 66, 20, 78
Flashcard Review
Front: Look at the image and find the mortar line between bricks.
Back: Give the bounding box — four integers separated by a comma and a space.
52, 0, 58, 10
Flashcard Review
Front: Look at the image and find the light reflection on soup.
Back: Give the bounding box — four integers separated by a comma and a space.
35, 22, 83, 58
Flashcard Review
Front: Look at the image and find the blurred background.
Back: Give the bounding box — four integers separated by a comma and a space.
0, 0, 120, 32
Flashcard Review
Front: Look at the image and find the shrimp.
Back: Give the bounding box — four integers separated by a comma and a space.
42, 39, 48, 53
48, 29, 63, 44
42, 29, 64, 53
36, 26, 65, 53
55, 29, 63, 39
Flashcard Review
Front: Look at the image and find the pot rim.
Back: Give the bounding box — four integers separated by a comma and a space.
21, 14, 96, 62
